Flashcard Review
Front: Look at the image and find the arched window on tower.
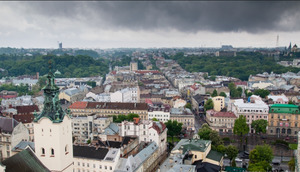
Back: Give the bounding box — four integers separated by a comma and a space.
41, 148, 45, 156
65, 145, 69, 155
51, 148, 55, 157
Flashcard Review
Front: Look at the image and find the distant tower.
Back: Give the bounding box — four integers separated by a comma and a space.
58, 42, 62, 50
276, 35, 279, 47
130, 62, 138, 71
33, 63, 73, 172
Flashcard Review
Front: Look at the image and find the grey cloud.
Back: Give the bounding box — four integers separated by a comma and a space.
11, 1, 300, 33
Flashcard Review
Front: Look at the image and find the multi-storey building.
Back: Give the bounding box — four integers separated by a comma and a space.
119, 119, 167, 156
72, 115, 113, 143
268, 104, 300, 137
69, 102, 149, 120
206, 110, 237, 134
230, 96, 269, 132
0, 117, 29, 160
110, 87, 140, 103
170, 108, 195, 131
148, 106, 170, 122
212, 96, 225, 112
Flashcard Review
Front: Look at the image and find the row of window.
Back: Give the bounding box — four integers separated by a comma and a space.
76, 162, 112, 170
71, 109, 147, 114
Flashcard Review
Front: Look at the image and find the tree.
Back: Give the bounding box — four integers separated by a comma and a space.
253, 89, 270, 99
165, 120, 183, 143
251, 119, 268, 134
219, 92, 227, 98
248, 161, 271, 172
185, 103, 192, 110
152, 118, 159, 121
249, 144, 273, 164
210, 130, 223, 147
233, 115, 249, 150
225, 145, 238, 166
288, 100, 295, 105
216, 145, 226, 155
288, 157, 295, 171
204, 99, 214, 111
211, 89, 218, 97
87, 81, 96, 88
127, 113, 139, 121
198, 123, 212, 140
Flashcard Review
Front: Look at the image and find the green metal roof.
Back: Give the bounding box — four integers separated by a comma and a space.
34, 68, 70, 123
173, 139, 211, 153
269, 104, 300, 114
206, 150, 223, 162
271, 104, 299, 108
2, 148, 50, 172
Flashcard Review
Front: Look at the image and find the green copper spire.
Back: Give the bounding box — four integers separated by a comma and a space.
34, 61, 69, 123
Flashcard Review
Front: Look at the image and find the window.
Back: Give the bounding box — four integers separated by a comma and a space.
105, 166, 107, 170
78, 162, 80, 166
99, 165, 102, 169
87, 163, 89, 167
51, 148, 54, 156
110, 166, 112, 170
41, 148, 45, 156
65, 145, 68, 154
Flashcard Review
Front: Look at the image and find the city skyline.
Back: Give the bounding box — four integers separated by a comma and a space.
0, 1, 300, 48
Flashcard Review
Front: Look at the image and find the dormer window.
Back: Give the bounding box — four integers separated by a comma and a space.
51, 148, 54, 157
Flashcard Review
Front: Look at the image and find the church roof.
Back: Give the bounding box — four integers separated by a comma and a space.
2, 148, 49, 172
33, 69, 70, 123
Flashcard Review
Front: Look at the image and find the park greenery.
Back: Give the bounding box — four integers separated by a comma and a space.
165, 120, 183, 143
251, 119, 268, 134
233, 115, 249, 150
248, 144, 273, 171
0, 84, 34, 96
0, 54, 109, 78
167, 51, 300, 81
112, 113, 139, 123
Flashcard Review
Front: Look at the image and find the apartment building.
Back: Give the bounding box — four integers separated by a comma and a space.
206, 110, 237, 134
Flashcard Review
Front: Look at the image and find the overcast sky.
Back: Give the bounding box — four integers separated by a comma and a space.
0, 1, 300, 49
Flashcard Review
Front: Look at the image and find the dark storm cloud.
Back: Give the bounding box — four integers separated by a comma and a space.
16, 1, 300, 33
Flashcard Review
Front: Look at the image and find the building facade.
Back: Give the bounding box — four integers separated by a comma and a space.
267, 104, 300, 137
212, 96, 225, 112
206, 110, 237, 134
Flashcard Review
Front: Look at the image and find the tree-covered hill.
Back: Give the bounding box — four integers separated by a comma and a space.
168, 52, 300, 80
0, 54, 109, 78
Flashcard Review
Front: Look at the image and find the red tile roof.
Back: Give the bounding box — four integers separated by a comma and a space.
86, 102, 148, 110
13, 114, 34, 124
211, 111, 237, 118
135, 70, 160, 74
16, 105, 39, 114
69, 102, 88, 109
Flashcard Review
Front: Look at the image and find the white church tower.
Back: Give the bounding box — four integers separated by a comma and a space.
33, 64, 73, 172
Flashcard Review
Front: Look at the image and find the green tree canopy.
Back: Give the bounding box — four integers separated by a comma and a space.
185, 103, 192, 110
288, 157, 295, 171
204, 99, 214, 111
165, 120, 183, 143
251, 119, 268, 134
219, 92, 227, 98
249, 145, 273, 171
211, 89, 218, 97
234, 115, 250, 136
225, 145, 239, 165
249, 144, 273, 164
253, 89, 270, 99
198, 123, 212, 140
152, 118, 159, 121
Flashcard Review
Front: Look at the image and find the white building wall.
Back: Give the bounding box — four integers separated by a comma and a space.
110, 91, 123, 102
34, 116, 73, 172
148, 111, 170, 122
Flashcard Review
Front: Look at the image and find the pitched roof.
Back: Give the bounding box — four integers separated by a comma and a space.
2, 148, 49, 172
211, 112, 236, 118
16, 105, 39, 114
69, 101, 88, 109
13, 114, 35, 124
206, 150, 223, 162
0, 117, 19, 134
73, 145, 109, 160
86, 102, 148, 110
12, 141, 35, 152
